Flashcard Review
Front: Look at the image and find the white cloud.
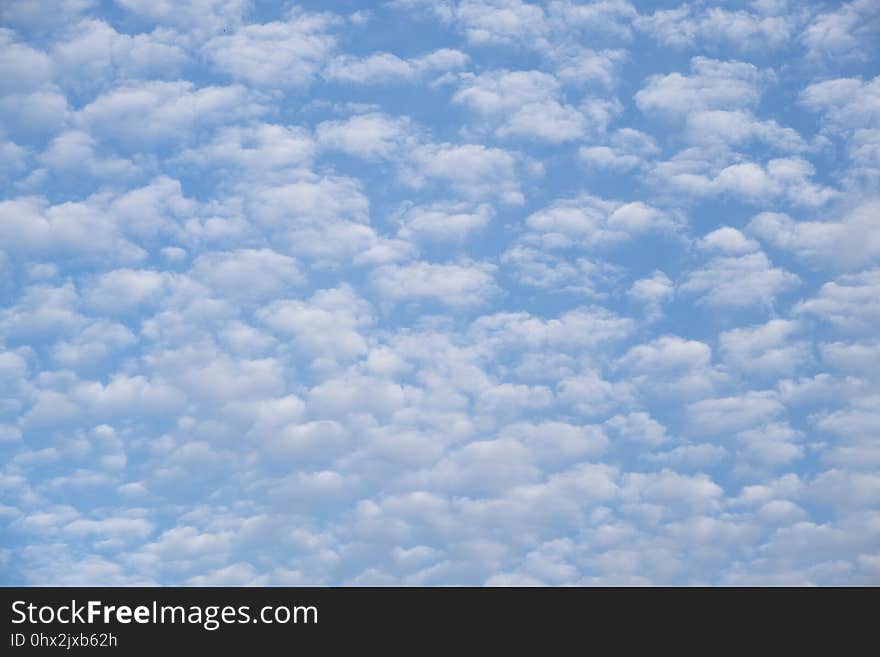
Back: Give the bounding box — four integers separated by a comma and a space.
76, 80, 267, 147
401, 142, 526, 204
325, 48, 467, 84
523, 194, 678, 248
470, 306, 634, 352
39, 130, 140, 180
203, 12, 338, 88
800, 75, 880, 130
176, 123, 314, 175
697, 227, 760, 255
53, 19, 187, 89
795, 269, 880, 332
370, 261, 498, 307
650, 156, 835, 206
801, 0, 880, 61
579, 128, 659, 171
453, 69, 588, 143
636, 5, 797, 51
748, 201, 880, 269
683, 110, 806, 152
635, 57, 764, 118
605, 412, 668, 446
687, 391, 783, 435
395, 201, 493, 242
190, 249, 304, 300
616, 335, 720, 399
719, 319, 810, 375
619, 336, 712, 374
500, 245, 617, 296
628, 270, 673, 317
2, 0, 878, 587
547, 0, 637, 42
0, 194, 147, 264
820, 341, 880, 379
0, 28, 54, 94
241, 175, 413, 265
114, 0, 250, 38
0, 90, 69, 137
316, 113, 413, 160
451, 0, 548, 46
257, 285, 373, 365
681, 251, 799, 308
82, 268, 168, 313
799, 76, 880, 177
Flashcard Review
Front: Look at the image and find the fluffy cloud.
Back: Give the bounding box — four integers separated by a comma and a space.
203, 12, 338, 88
400, 142, 527, 204
635, 57, 764, 118
2, 0, 878, 587
453, 69, 587, 143
370, 261, 498, 307
325, 49, 468, 84
522, 194, 678, 248
316, 113, 413, 160
748, 201, 880, 269
801, 0, 880, 61
76, 80, 267, 147
681, 251, 799, 308
636, 5, 797, 52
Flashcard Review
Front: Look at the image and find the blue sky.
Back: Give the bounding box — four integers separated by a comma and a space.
1, 0, 879, 585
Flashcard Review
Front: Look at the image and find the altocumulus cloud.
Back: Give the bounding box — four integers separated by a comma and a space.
0, 0, 879, 586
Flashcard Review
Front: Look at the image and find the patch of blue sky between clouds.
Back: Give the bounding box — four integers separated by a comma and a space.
0, 0, 879, 585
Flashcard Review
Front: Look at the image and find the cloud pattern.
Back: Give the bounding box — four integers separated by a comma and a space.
1, 0, 879, 585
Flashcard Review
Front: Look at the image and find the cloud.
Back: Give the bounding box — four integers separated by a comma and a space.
697, 226, 760, 255
616, 335, 719, 399
394, 201, 493, 242
719, 319, 811, 376
203, 12, 339, 88
370, 261, 499, 307
400, 142, 527, 204
76, 80, 267, 147
578, 128, 659, 171
240, 175, 413, 265
635, 57, 764, 118
801, 0, 880, 61
114, 0, 250, 37
800, 75, 880, 130
649, 156, 835, 206
257, 285, 373, 365
190, 249, 304, 300
681, 251, 799, 308
53, 19, 187, 90
500, 245, 618, 296
628, 270, 674, 318
324, 48, 468, 84
683, 110, 806, 152
39, 130, 141, 180
446, 0, 548, 46
453, 69, 588, 143
0, 28, 54, 94
316, 113, 413, 160
175, 122, 314, 176
522, 194, 679, 248
687, 391, 784, 435
2, 0, 879, 587
636, 5, 797, 52
795, 269, 880, 332
748, 201, 880, 269
799, 76, 880, 177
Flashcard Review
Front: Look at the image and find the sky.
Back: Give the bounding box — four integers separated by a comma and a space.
0, 0, 878, 586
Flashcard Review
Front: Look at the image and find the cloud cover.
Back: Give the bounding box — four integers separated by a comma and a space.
0, 0, 879, 586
